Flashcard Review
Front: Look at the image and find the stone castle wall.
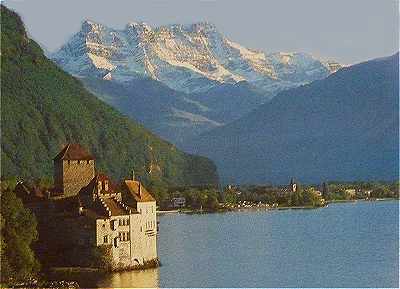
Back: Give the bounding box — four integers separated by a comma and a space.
62, 160, 95, 197
95, 201, 158, 269
54, 160, 64, 192
135, 202, 157, 262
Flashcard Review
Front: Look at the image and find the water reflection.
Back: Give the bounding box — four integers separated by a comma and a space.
96, 267, 159, 288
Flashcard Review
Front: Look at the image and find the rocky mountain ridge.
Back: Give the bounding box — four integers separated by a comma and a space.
53, 20, 341, 95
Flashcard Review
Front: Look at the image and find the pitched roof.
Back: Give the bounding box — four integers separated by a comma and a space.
123, 180, 155, 203
54, 143, 94, 161
103, 198, 128, 216
14, 181, 46, 202
79, 173, 117, 197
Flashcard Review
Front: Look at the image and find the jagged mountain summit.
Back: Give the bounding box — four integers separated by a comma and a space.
52, 20, 341, 94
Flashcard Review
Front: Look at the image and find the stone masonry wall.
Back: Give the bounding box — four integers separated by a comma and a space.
95, 201, 158, 269
62, 160, 95, 197
135, 202, 157, 262
54, 160, 63, 192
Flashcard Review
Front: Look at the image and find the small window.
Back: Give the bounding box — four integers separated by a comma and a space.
87, 160, 90, 164
127, 232, 130, 241
67, 160, 70, 165
78, 160, 81, 164
119, 219, 122, 226
119, 232, 122, 240
103, 235, 108, 243
140, 226, 142, 232
127, 219, 130, 226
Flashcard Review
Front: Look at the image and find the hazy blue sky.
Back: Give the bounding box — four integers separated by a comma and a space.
3, 0, 398, 64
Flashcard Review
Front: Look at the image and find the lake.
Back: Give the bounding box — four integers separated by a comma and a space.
79, 200, 399, 288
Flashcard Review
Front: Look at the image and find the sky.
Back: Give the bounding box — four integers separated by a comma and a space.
2, 0, 399, 64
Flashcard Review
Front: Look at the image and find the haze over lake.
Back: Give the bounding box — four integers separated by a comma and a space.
73, 200, 398, 288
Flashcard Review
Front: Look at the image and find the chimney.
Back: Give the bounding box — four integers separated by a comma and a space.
97, 180, 102, 193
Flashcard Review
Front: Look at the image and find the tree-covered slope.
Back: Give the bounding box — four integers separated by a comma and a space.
188, 53, 399, 184
0, 5, 218, 187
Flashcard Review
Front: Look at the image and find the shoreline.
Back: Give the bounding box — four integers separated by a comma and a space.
157, 198, 398, 215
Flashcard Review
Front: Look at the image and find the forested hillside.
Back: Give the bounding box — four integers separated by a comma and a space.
0, 5, 218, 188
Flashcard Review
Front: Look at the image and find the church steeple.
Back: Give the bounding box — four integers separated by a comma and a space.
289, 178, 297, 193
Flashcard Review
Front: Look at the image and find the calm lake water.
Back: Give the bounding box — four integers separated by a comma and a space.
77, 200, 398, 288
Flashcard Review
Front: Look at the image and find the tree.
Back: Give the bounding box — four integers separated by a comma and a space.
1, 189, 40, 284
206, 194, 219, 211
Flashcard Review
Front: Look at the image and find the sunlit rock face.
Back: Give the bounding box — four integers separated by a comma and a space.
52, 20, 341, 94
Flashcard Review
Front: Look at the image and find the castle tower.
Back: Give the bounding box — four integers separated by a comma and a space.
54, 143, 95, 197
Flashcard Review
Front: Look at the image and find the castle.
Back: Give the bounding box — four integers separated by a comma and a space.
53, 143, 158, 270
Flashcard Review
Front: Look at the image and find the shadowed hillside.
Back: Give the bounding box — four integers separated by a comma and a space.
187, 53, 399, 184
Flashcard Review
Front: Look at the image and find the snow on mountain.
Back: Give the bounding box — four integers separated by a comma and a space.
52, 20, 341, 94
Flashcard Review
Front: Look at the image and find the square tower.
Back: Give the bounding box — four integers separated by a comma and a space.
54, 143, 95, 197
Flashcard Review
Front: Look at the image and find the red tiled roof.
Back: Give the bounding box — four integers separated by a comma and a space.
54, 143, 94, 161
123, 180, 155, 203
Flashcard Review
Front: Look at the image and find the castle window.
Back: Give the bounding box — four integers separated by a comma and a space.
78, 160, 81, 164
119, 219, 122, 226
119, 232, 122, 240
127, 232, 130, 241
140, 226, 142, 232
68, 160, 70, 165
104, 235, 108, 243
87, 160, 90, 164
127, 219, 130, 226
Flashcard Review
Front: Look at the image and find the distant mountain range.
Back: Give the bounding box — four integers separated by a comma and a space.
185, 53, 399, 184
51, 20, 341, 145
52, 20, 341, 94
81, 77, 268, 145
1, 5, 218, 187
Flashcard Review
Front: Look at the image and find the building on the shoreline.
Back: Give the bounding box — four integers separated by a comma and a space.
170, 197, 186, 208
344, 189, 356, 199
57, 143, 158, 270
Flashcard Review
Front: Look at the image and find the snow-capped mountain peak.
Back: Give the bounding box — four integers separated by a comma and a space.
52, 20, 341, 94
